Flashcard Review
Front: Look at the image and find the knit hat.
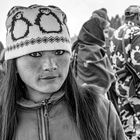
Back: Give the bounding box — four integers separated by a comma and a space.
5, 4, 71, 60
125, 5, 140, 17
78, 17, 106, 46
92, 8, 110, 22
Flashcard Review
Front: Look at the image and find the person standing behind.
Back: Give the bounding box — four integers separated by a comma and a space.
92, 8, 115, 61
110, 5, 140, 139
72, 8, 115, 96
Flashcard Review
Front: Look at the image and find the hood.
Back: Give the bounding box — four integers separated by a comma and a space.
17, 91, 65, 109
78, 17, 105, 46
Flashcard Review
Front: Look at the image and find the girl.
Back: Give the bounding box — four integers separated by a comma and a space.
0, 4, 126, 140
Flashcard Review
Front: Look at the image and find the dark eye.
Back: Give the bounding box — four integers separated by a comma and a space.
29, 52, 42, 57
55, 50, 65, 55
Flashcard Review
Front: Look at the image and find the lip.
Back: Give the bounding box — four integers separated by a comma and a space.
42, 76, 57, 79
39, 75, 59, 80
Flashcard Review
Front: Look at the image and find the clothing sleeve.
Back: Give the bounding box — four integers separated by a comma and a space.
107, 101, 128, 140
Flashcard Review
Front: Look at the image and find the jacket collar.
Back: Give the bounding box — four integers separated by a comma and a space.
17, 91, 65, 109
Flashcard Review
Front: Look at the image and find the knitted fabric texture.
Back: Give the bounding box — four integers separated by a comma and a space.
5, 4, 71, 60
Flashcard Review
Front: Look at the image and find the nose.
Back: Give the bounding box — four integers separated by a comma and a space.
42, 58, 57, 72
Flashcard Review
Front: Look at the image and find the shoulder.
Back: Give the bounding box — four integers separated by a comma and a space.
97, 94, 121, 120
79, 85, 117, 113
97, 95, 126, 139
80, 86, 126, 139
98, 95, 127, 139
82, 86, 117, 119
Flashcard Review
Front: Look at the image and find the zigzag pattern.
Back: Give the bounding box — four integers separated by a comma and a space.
7, 36, 70, 51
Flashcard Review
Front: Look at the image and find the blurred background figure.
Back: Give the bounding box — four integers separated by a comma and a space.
72, 8, 115, 97
92, 8, 115, 60
109, 5, 140, 139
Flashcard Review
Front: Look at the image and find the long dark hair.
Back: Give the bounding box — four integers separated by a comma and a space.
65, 65, 105, 140
0, 59, 26, 140
0, 60, 105, 140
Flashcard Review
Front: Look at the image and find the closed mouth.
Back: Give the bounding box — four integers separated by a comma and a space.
39, 75, 58, 80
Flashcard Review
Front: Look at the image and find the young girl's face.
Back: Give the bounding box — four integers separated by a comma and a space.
16, 50, 71, 101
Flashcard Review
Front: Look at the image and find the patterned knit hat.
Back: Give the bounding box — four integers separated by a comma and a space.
92, 8, 110, 22
5, 4, 71, 60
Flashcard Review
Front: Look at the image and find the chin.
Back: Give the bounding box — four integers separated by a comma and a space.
40, 86, 62, 94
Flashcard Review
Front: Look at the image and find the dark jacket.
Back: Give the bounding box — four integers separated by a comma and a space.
72, 17, 115, 94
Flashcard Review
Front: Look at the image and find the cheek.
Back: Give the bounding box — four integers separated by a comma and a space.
58, 56, 70, 67
27, 61, 39, 70
16, 59, 40, 76
57, 57, 70, 75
